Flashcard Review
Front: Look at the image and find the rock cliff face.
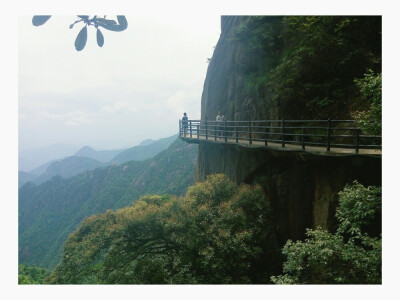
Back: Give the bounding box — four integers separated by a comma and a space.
200, 16, 277, 122
195, 16, 381, 244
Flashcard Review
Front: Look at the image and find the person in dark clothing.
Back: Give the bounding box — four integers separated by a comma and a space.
182, 112, 188, 136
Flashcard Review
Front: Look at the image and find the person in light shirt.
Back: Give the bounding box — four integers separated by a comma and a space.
216, 110, 225, 138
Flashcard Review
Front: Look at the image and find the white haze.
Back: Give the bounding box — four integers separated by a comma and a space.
19, 15, 221, 156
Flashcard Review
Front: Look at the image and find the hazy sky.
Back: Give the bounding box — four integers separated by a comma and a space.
19, 15, 221, 151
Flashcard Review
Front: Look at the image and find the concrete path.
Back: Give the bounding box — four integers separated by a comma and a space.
180, 134, 382, 156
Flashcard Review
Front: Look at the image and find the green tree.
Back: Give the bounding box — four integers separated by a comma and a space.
271, 181, 381, 284
48, 174, 280, 284
353, 70, 382, 136
18, 274, 32, 284
18, 264, 50, 284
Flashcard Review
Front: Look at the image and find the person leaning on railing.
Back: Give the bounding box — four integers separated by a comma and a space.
216, 110, 225, 138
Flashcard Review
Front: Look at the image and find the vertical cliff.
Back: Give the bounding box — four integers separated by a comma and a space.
200, 16, 277, 122
195, 16, 381, 244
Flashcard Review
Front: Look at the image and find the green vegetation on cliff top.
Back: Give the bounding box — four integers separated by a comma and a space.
234, 16, 381, 122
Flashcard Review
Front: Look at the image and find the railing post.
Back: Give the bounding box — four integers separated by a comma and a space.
327, 118, 331, 151
281, 118, 285, 147
355, 128, 360, 154
197, 124, 199, 139
189, 121, 192, 138
205, 120, 208, 140
224, 120, 227, 142
215, 123, 217, 141
302, 127, 305, 150
179, 120, 181, 136
248, 121, 252, 145
235, 122, 238, 143
265, 122, 269, 146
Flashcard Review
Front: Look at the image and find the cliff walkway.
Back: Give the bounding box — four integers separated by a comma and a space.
179, 119, 381, 156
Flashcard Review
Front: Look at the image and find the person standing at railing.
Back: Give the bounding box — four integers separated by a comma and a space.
182, 112, 188, 136
216, 110, 225, 139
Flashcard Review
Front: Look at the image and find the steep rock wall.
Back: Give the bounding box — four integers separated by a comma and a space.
195, 16, 381, 244
200, 16, 277, 122
195, 141, 381, 243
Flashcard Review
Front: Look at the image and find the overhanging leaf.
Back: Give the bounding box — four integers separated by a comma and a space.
32, 16, 51, 26
75, 26, 88, 51
95, 15, 128, 32
95, 18, 117, 26
117, 16, 128, 30
97, 29, 104, 47
77, 15, 89, 20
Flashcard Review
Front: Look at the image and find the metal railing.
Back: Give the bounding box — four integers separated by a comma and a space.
179, 119, 381, 154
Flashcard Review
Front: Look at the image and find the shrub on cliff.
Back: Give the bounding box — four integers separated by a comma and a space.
271, 181, 381, 284
353, 70, 382, 136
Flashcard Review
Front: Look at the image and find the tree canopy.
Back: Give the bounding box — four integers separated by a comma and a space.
271, 181, 381, 284
48, 174, 280, 284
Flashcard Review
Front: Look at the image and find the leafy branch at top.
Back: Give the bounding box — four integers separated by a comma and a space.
32, 15, 128, 51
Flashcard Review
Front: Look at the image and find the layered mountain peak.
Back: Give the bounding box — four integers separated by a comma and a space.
74, 146, 96, 157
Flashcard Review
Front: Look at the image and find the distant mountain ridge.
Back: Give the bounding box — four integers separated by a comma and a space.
108, 134, 178, 164
19, 143, 80, 172
18, 171, 37, 187
137, 139, 156, 146
19, 138, 198, 269
32, 156, 105, 185
74, 146, 123, 162
19, 134, 178, 187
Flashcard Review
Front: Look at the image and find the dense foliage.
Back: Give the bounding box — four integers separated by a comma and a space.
353, 70, 382, 135
19, 139, 198, 269
271, 181, 381, 284
235, 16, 381, 120
18, 264, 50, 284
48, 174, 281, 284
